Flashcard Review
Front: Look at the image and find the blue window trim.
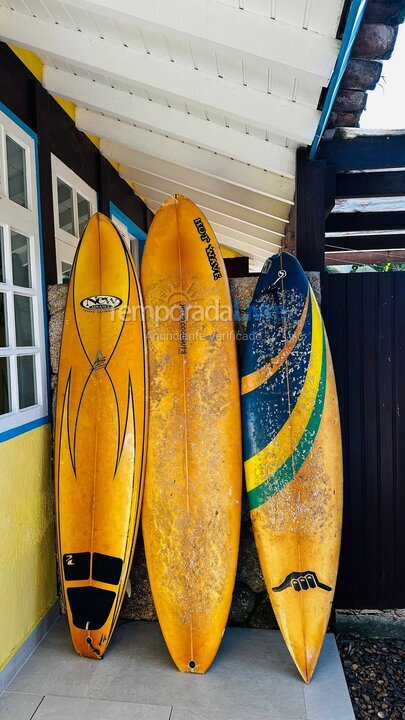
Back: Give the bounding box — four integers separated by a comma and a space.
0, 101, 51, 443
109, 201, 147, 259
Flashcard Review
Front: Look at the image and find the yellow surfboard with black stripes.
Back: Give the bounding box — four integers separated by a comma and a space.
242, 252, 342, 683
54, 213, 148, 659
141, 195, 242, 673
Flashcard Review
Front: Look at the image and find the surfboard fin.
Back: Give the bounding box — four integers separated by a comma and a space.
126, 578, 132, 598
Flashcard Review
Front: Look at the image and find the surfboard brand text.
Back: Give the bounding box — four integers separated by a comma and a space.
193, 217, 222, 281
179, 303, 187, 355
81, 295, 122, 312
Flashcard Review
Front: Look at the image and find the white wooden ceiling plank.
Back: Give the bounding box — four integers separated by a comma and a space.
215, 233, 275, 259
100, 138, 295, 203
42, 69, 297, 174
88, 10, 122, 43
118, 161, 288, 223
122, 176, 286, 232
139, 26, 172, 60
43, 0, 78, 29
110, 20, 144, 51
55, 0, 340, 83
275, 0, 307, 28
243, 1, 271, 17
210, 222, 282, 250
3, 11, 319, 145
307, 0, 345, 36
23, 0, 53, 21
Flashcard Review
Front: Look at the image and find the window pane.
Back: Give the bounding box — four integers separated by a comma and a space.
0, 356, 10, 415
17, 354, 37, 409
0, 293, 8, 347
57, 178, 75, 235
14, 294, 34, 347
11, 231, 32, 288
61, 261, 72, 285
6, 136, 28, 208
0, 227, 5, 283
77, 194, 91, 238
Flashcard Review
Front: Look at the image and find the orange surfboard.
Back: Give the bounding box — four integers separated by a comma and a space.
54, 213, 148, 658
141, 196, 242, 673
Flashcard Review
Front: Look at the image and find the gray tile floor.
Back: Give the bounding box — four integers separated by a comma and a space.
0, 618, 355, 720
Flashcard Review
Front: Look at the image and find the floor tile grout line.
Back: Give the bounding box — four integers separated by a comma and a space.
29, 695, 45, 719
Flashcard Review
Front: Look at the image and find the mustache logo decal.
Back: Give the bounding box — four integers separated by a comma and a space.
272, 571, 332, 593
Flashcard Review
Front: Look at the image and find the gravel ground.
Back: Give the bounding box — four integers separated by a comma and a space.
337, 635, 405, 719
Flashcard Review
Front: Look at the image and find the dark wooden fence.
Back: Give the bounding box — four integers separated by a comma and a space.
322, 270, 405, 609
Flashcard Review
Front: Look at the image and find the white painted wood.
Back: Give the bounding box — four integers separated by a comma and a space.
43, 61, 318, 144
101, 147, 292, 221
333, 196, 405, 213
0, 107, 48, 435
124, 180, 285, 233
144, 198, 284, 243
52, 0, 339, 83
100, 139, 295, 203
75, 107, 295, 177
210, 223, 282, 252
112, 158, 288, 221
215, 232, 272, 259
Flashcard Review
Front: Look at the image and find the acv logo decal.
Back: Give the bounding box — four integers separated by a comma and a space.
80, 295, 122, 311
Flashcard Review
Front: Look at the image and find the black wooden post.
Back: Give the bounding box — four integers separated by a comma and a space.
34, 82, 58, 286
295, 147, 327, 272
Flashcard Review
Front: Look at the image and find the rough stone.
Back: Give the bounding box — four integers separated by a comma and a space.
249, 592, 278, 630
341, 58, 383, 90
48, 283, 68, 316
364, 0, 405, 25
306, 272, 321, 306
336, 609, 405, 639
236, 527, 266, 593
352, 23, 399, 60
229, 582, 256, 625
120, 536, 157, 621
48, 309, 65, 375
328, 111, 362, 128
333, 89, 368, 113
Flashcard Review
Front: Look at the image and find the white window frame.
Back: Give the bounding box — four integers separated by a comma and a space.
111, 212, 140, 270
0, 108, 48, 438
51, 155, 97, 283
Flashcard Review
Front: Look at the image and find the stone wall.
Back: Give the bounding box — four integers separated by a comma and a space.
328, 0, 405, 129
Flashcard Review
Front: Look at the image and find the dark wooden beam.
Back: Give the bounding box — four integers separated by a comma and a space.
34, 82, 57, 286
326, 235, 405, 251
295, 147, 326, 271
318, 129, 405, 171
224, 256, 250, 278
336, 170, 405, 198
325, 165, 337, 218
327, 211, 405, 234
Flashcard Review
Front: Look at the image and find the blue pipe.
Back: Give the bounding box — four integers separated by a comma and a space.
309, 0, 369, 159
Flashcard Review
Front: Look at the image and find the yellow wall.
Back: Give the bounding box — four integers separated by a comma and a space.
0, 424, 56, 671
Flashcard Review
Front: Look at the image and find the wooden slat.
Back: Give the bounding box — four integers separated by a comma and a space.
295, 147, 326, 270
318, 132, 405, 171
378, 274, 396, 605
325, 235, 405, 251
326, 211, 405, 234
361, 273, 380, 608
346, 274, 366, 607
336, 171, 405, 199
394, 273, 405, 607
323, 271, 405, 608
321, 273, 350, 607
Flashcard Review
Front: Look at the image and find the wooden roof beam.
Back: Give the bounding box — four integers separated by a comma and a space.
52, 0, 339, 84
